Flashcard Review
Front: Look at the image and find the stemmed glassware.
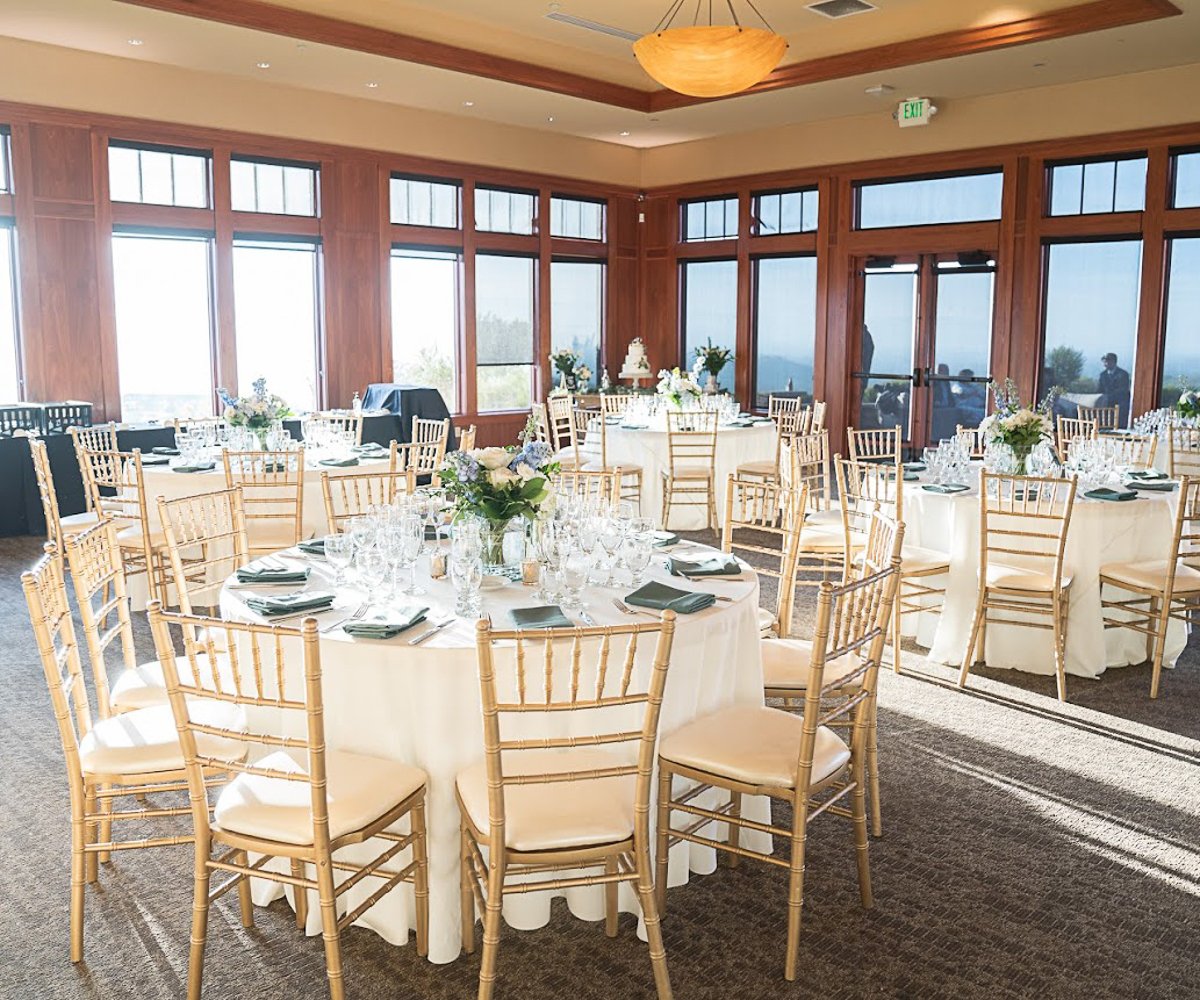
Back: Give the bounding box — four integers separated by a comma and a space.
325, 533, 353, 587
449, 526, 483, 617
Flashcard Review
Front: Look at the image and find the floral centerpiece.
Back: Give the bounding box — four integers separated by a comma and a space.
694, 339, 733, 393
440, 438, 559, 571
1176, 388, 1200, 420
549, 348, 584, 392
656, 366, 702, 410
978, 378, 1058, 475
217, 378, 292, 448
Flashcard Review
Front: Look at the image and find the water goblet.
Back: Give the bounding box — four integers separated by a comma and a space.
355, 546, 388, 603
325, 533, 353, 587
450, 550, 483, 617
561, 549, 590, 612
621, 536, 652, 588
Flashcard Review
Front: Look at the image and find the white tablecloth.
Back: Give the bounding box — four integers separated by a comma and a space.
903, 475, 1185, 678
218, 543, 767, 963
599, 421, 777, 530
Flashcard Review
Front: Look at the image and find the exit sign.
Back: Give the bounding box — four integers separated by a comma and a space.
898, 97, 932, 127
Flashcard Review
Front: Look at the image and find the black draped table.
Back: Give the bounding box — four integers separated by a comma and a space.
362, 384, 452, 428
1, 399, 451, 538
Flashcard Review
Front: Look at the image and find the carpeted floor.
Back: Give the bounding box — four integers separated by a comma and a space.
1, 532, 1197, 1000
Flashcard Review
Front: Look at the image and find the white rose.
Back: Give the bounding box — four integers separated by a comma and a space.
476, 447, 512, 471
514, 462, 538, 482
489, 467, 519, 487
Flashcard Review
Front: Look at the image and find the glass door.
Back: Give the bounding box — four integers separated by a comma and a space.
925, 260, 995, 442
854, 260, 918, 440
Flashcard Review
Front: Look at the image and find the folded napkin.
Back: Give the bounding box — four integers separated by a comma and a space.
886, 470, 920, 482
619, 423, 650, 430
140, 454, 171, 466
1085, 487, 1137, 502
652, 531, 680, 547
626, 582, 716, 615
343, 606, 428, 639
353, 443, 387, 454
667, 554, 742, 578
244, 591, 335, 617
298, 537, 328, 555
509, 605, 574, 629
171, 462, 216, 474
1128, 480, 1177, 492
604, 417, 622, 425
905, 462, 926, 472
152, 446, 180, 456
424, 524, 449, 541
1129, 470, 1168, 480
725, 420, 753, 428
749, 417, 774, 424
319, 456, 359, 468
236, 563, 310, 584
922, 483, 970, 494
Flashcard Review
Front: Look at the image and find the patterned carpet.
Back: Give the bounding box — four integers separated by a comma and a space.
1, 532, 1197, 1000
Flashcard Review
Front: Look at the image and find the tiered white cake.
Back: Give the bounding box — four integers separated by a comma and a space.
619, 338, 653, 381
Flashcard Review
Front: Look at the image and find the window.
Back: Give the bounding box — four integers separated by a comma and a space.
231, 158, 317, 216
1041, 240, 1142, 426
753, 256, 817, 408
475, 254, 534, 410
475, 187, 536, 235
1173, 150, 1200, 208
550, 196, 605, 241
232, 240, 321, 413
390, 175, 460, 228
112, 233, 215, 422
753, 189, 818, 235
550, 260, 604, 390
108, 142, 210, 208
1048, 156, 1147, 216
682, 197, 738, 242
0, 129, 10, 193
1161, 237, 1200, 407
0, 224, 20, 401
856, 171, 1003, 229
681, 259, 737, 373
390, 248, 460, 412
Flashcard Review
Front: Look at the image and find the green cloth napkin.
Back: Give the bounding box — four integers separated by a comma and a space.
298, 537, 327, 555
905, 462, 926, 472
1128, 480, 1177, 492
667, 555, 742, 578
353, 443, 387, 454
509, 605, 574, 629
1085, 487, 1137, 502
1129, 470, 1168, 480
140, 454, 171, 466
172, 463, 216, 473
236, 564, 311, 584
652, 531, 680, 547
625, 582, 716, 615
343, 606, 428, 639
922, 483, 970, 494
152, 446, 179, 456
886, 470, 920, 482
620, 422, 649, 430
320, 456, 359, 467
244, 591, 335, 617
725, 420, 753, 428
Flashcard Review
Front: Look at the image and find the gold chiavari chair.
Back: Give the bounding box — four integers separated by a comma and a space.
810, 399, 827, 433
545, 395, 578, 466
322, 468, 416, 534
1100, 476, 1200, 699
1082, 432, 1158, 471
28, 436, 102, 551
721, 474, 806, 638
847, 425, 902, 464
1169, 425, 1200, 479
411, 416, 451, 478
222, 448, 307, 555
1056, 415, 1097, 456
174, 416, 228, 449
22, 548, 245, 964
767, 395, 803, 422
656, 541, 902, 981
571, 405, 643, 506
552, 466, 622, 507
599, 393, 634, 420
661, 409, 719, 530
791, 429, 839, 526
737, 404, 803, 482
307, 410, 364, 445
1077, 404, 1120, 431
158, 487, 252, 614
458, 615, 677, 1000
457, 424, 478, 452
69, 423, 119, 513
956, 424, 987, 459
959, 472, 1078, 701
146, 605, 430, 1000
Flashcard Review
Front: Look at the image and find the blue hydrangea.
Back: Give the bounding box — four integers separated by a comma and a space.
512, 440, 551, 472
449, 451, 480, 482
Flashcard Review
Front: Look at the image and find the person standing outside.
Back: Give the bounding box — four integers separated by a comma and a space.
1097, 352, 1131, 426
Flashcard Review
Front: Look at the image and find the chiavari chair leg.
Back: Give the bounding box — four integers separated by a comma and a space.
460, 824, 476, 954
187, 839, 213, 1000
660, 479, 672, 531
852, 749, 874, 910
654, 767, 672, 913
783, 813, 809, 982
97, 784, 113, 866
1145, 596, 1161, 664
958, 594, 987, 688
477, 863, 506, 1000
69, 798, 87, 962
413, 801, 430, 958
290, 860, 309, 930
891, 590, 903, 674
316, 851, 346, 1000
234, 850, 255, 928
83, 785, 99, 884
724, 792, 742, 868
604, 857, 619, 937
1149, 598, 1172, 699
867, 698, 883, 838
1052, 596, 1068, 702
634, 837, 673, 1000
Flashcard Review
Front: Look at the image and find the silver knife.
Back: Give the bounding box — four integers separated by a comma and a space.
409, 618, 455, 645
579, 609, 596, 626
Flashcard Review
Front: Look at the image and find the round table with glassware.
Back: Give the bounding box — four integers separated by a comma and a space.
217, 518, 768, 965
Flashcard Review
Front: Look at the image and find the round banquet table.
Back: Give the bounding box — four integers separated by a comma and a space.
218, 542, 768, 964
596, 418, 777, 530
901, 472, 1186, 678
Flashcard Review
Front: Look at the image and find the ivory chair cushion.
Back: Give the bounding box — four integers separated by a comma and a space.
1100, 560, 1200, 593
581, 462, 643, 476
662, 465, 714, 480
804, 507, 842, 527
798, 524, 856, 553
757, 607, 776, 635
659, 705, 850, 791
116, 524, 167, 549
79, 704, 245, 776
215, 749, 427, 847
900, 545, 951, 575
109, 651, 234, 713
61, 511, 103, 533
456, 748, 636, 853
736, 460, 777, 477
761, 638, 863, 692
985, 563, 1073, 592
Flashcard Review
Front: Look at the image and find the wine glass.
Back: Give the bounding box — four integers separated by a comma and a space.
561, 548, 590, 611
325, 533, 353, 587
621, 535, 652, 588
355, 546, 387, 603
450, 549, 483, 617
597, 516, 623, 587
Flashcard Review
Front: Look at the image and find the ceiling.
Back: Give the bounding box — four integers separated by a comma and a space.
0, 0, 1198, 148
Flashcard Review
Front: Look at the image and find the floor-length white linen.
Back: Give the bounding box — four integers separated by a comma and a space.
903, 483, 1185, 677
219, 547, 767, 963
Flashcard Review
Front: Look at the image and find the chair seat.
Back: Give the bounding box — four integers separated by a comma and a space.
659, 705, 849, 791
215, 749, 427, 847
986, 563, 1072, 592
61, 511, 103, 533
553, 449, 580, 469
761, 638, 864, 692
902, 545, 951, 575
581, 462, 643, 477
79, 705, 245, 777
798, 524, 855, 553
804, 507, 842, 528
116, 523, 167, 550
736, 460, 778, 477
1100, 559, 1200, 594
109, 651, 233, 713
456, 748, 635, 853
662, 465, 713, 480
757, 606, 776, 635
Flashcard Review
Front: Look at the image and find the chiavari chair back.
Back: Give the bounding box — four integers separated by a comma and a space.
791, 429, 836, 521
69, 424, 119, 512
1076, 432, 1157, 470
767, 395, 803, 422
847, 426, 901, 464
222, 448, 306, 555
174, 416, 228, 451
28, 436, 101, 552
306, 411, 364, 446
553, 466, 622, 507
460, 614, 677, 1000
410, 416, 450, 479
955, 424, 987, 459
322, 468, 416, 534
1056, 415, 1097, 455
960, 472, 1077, 701
1077, 404, 1120, 431
458, 424, 478, 452
1169, 425, 1200, 479
546, 396, 577, 459
836, 457, 901, 553
600, 393, 634, 419
529, 403, 552, 446
146, 605, 429, 1000
810, 400, 827, 433
158, 487, 251, 614
656, 542, 902, 981
661, 409, 720, 530
737, 404, 804, 482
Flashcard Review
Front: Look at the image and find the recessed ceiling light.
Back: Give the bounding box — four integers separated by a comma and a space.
547, 116, 555, 123
366, 81, 379, 88
256, 61, 271, 69
463, 100, 475, 107
619, 130, 631, 136
649, 117, 660, 123
864, 83, 894, 96
127, 38, 144, 46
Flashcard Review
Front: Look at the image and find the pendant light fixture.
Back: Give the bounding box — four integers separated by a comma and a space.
634, 0, 788, 99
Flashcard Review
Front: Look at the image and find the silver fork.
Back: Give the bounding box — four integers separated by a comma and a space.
612, 598, 654, 618
319, 601, 370, 633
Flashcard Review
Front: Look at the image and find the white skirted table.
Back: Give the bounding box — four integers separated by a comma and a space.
219, 543, 768, 964
902, 475, 1186, 678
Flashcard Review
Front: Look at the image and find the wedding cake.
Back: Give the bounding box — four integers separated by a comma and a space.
619, 337, 653, 381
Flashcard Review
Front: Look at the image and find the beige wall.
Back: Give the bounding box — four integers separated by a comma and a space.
640, 61, 1200, 187
0, 35, 642, 186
